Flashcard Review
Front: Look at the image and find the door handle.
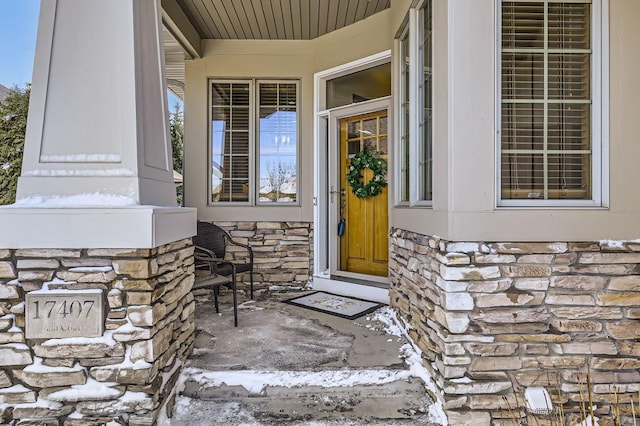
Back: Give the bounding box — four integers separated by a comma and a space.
329, 186, 345, 202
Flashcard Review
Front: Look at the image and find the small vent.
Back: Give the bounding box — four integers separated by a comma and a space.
525, 386, 553, 415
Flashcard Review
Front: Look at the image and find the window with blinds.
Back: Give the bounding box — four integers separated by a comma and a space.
419, 0, 433, 202
211, 82, 251, 203
396, 0, 433, 206
209, 79, 299, 205
399, 29, 410, 204
258, 82, 298, 203
500, 1, 597, 202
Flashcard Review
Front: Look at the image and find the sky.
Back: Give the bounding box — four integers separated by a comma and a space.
0, 0, 182, 107
0, 0, 39, 88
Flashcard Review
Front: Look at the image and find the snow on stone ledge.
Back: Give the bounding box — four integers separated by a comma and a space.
23, 356, 83, 373
11, 193, 137, 208
0, 384, 32, 394
30, 278, 102, 295
47, 378, 122, 402
40, 330, 118, 347
68, 266, 113, 273
12, 397, 63, 409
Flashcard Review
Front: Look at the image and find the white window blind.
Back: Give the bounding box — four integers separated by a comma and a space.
418, 0, 433, 202
209, 79, 299, 205
399, 30, 411, 204
500, 1, 597, 202
397, 0, 433, 206
211, 82, 251, 203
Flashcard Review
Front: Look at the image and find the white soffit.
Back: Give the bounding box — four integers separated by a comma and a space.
176, 0, 391, 40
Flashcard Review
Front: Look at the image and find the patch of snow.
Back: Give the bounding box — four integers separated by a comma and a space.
165, 398, 260, 426
119, 391, 150, 402
2, 313, 22, 333
450, 377, 472, 383
6, 279, 20, 286
10, 301, 25, 313
599, 239, 625, 249
1, 163, 9, 170
39, 154, 121, 162
0, 384, 32, 394
1, 343, 29, 351
374, 307, 447, 426
41, 330, 117, 347
47, 377, 121, 402
577, 413, 599, 426
12, 193, 137, 207
12, 397, 62, 409
268, 285, 303, 291
113, 319, 146, 334
183, 368, 413, 395
31, 277, 102, 295
31, 287, 102, 295
23, 169, 136, 177
67, 412, 83, 419
23, 356, 83, 373
400, 344, 447, 425
91, 346, 152, 371
371, 307, 404, 337
68, 266, 113, 272
238, 300, 264, 311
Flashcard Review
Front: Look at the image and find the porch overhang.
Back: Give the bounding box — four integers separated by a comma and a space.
160, 0, 391, 99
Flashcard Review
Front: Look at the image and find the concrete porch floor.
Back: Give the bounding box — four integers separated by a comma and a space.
168, 288, 443, 425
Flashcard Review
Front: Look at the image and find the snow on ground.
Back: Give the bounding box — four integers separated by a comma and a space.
374, 307, 448, 426
173, 304, 448, 426
182, 368, 414, 396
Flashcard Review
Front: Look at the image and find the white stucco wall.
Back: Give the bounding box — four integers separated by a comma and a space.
184, 0, 640, 242
394, 0, 640, 242
183, 11, 392, 223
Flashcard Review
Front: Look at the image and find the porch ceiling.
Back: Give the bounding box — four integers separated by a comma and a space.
164, 27, 186, 99
176, 0, 391, 40
162, 0, 391, 100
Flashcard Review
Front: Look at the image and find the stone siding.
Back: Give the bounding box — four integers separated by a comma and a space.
0, 240, 196, 424
213, 221, 313, 291
389, 229, 640, 425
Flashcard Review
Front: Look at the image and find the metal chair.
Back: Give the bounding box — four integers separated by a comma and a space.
193, 221, 253, 299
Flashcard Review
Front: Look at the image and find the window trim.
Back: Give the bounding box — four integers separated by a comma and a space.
414, 1, 433, 206
207, 78, 301, 206
255, 79, 301, 206
396, 24, 411, 206
395, 0, 434, 208
496, 0, 609, 208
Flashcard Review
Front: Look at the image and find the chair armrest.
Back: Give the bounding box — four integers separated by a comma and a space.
194, 245, 237, 272
223, 236, 254, 264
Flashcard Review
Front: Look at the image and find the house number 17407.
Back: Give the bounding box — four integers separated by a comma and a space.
31, 299, 95, 319
25, 291, 105, 339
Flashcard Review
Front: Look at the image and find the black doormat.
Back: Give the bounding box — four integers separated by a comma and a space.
283, 291, 384, 320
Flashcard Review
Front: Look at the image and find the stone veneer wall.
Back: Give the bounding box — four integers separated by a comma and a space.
0, 239, 195, 425
213, 221, 313, 291
389, 228, 640, 425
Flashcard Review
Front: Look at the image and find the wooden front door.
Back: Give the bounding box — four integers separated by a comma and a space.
339, 110, 389, 276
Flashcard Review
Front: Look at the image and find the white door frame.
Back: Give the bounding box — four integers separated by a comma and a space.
312, 50, 392, 304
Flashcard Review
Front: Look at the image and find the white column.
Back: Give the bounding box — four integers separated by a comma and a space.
0, 0, 195, 248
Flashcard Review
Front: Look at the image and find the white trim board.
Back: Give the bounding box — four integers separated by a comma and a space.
313, 50, 392, 280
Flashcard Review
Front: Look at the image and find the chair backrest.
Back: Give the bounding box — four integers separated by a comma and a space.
194, 221, 227, 259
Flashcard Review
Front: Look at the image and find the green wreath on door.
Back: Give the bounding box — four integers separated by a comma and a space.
346, 150, 387, 199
